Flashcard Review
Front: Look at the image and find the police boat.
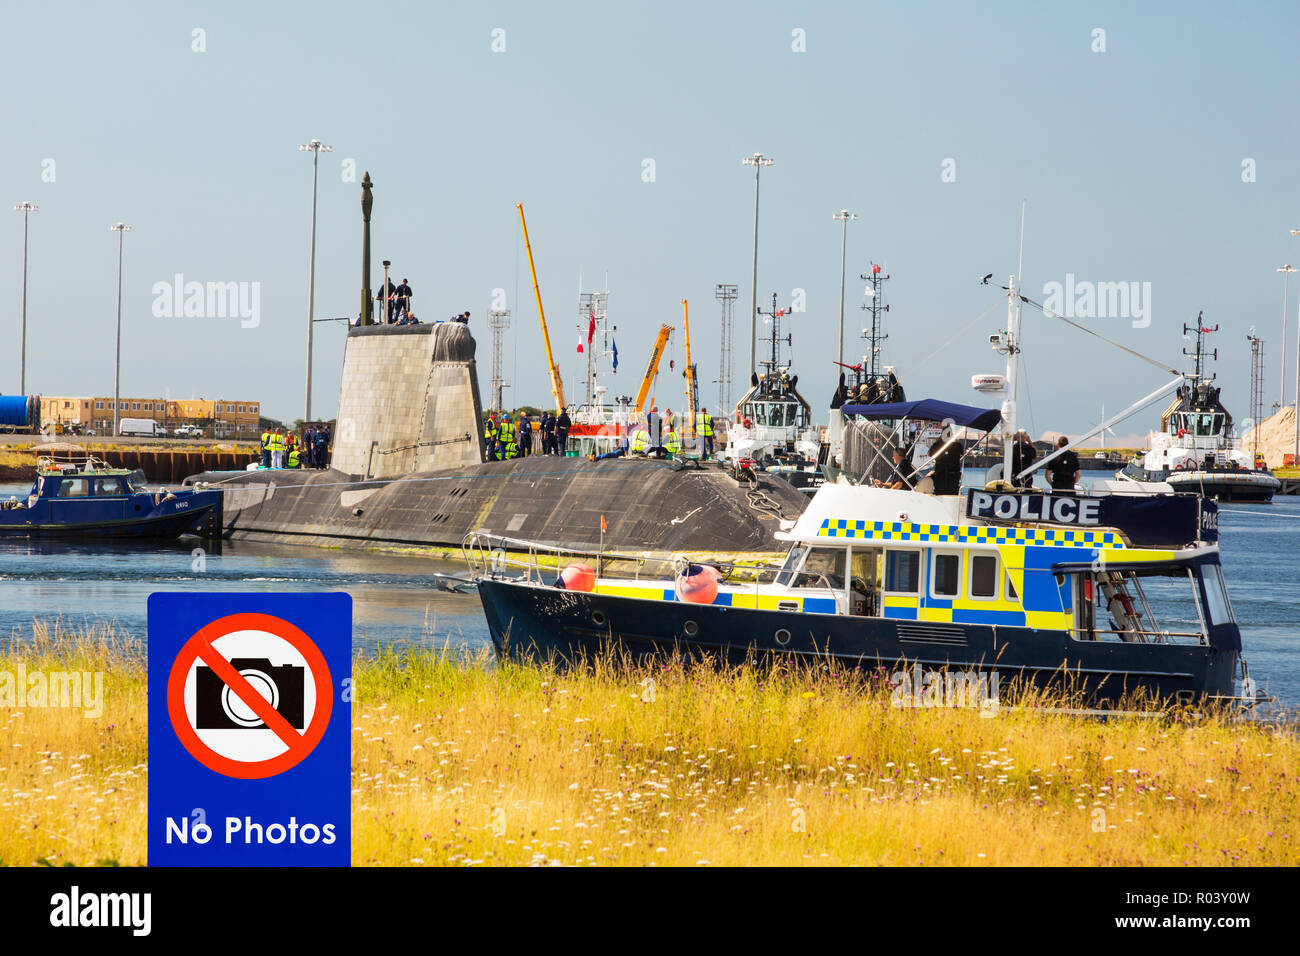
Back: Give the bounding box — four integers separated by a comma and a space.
0, 452, 222, 539
466, 396, 1252, 707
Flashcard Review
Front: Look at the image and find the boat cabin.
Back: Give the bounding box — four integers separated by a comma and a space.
760, 483, 1236, 647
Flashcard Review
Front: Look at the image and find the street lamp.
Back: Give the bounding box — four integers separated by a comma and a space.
1292, 231, 1300, 463
12, 202, 37, 394
1277, 265, 1297, 414
299, 139, 332, 424
832, 210, 857, 367
742, 153, 774, 377
110, 223, 131, 437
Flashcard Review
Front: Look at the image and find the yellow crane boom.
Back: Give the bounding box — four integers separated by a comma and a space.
516, 203, 565, 413
634, 323, 674, 415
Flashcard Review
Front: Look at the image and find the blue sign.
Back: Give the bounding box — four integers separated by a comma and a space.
148, 593, 351, 866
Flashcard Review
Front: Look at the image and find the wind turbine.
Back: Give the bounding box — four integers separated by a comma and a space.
1096, 403, 1117, 449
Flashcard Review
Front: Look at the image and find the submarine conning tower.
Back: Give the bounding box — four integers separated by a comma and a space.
331, 321, 485, 479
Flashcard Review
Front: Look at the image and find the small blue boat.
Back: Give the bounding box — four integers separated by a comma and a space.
0, 452, 221, 539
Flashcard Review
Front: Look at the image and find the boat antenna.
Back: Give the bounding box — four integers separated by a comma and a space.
1183, 312, 1218, 383
859, 262, 890, 382
1016, 199, 1026, 290
998, 202, 1026, 483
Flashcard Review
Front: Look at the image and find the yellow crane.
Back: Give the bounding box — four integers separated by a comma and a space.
634, 323, 674, 415
516, 203, 565, 414
681, 298, 699, 453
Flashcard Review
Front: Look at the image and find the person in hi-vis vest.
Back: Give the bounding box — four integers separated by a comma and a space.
695, 408, 714, 458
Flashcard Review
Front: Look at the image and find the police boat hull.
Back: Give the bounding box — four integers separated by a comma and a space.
478, 578, 1238, 706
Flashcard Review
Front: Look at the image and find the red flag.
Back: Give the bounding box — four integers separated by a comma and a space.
577, 338, 584, 353
776, 309, 785, 317
588, 310, 596, 344
600, 514, 607, 533
872, 264, 882, 274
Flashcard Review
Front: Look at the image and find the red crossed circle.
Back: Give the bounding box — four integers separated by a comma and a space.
167, 612, 333, 780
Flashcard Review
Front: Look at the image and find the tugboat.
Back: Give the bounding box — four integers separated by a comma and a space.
1119, 319, 1280, 502
0, 449, 221, 538
465, 277, 1258, 707
722, 293, 825, 493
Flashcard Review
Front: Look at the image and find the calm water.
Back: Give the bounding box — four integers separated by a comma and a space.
0, 483, 1295, 710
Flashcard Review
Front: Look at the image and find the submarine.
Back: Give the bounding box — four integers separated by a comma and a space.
187, 173, 807, 557
188, 317, 808, 558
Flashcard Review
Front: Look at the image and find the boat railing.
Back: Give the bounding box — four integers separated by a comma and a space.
463, 531, 662, 584
1073, 628, 1206, 646
36, 451, 111, 474
461, 530, 841, 609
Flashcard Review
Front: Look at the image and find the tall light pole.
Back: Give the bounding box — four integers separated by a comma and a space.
13, 202, 37, 394
1292, 231, 1300, 462
1278, 264, 1297, 413
742, 153, 773, 377
832, 210, 857, 367
111, 223, 131, 437
300, 139, 332, 424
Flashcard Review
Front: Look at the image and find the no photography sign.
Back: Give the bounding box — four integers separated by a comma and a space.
148, 593, 351, 866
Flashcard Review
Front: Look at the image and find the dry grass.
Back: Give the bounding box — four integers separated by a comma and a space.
351, 647, 1299, 866
2, 625, 1297, 867
0, 623, 147, 867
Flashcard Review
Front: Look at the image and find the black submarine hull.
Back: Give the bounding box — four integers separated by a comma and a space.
186, 455, 809, 556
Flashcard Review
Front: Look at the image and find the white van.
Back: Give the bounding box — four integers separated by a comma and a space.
119, 418, 168, 438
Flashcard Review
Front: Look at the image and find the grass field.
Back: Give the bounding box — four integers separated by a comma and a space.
2, 625, 1297, 867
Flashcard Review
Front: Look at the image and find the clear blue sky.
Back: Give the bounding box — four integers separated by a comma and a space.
4, 0, 1298, 440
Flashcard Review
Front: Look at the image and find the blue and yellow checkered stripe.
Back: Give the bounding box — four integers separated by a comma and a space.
817, 519, 1122, 548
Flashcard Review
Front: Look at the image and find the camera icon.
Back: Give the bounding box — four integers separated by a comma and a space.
194, 658, 306, 730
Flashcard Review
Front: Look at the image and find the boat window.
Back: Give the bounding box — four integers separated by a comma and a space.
795, 548, 846, 589
1006, 572, 1017, 600
56, 478, 90, 498
94, 477, 127, 496
969, 554, 998, 598
848, 549, 878, 616
1201, 564, 1235, 625
775, 546, 807, 586
931, 552, 961, 598
885, 550, 920, 593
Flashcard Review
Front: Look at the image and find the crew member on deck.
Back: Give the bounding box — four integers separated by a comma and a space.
1046, 435, 1081, 491
518, 414, 532, 457
874, 446, 916, 489
928, 437, 963, 495
394, 279, 413, 321
555, 407, 571, 455
1010, 430, 1037, 489
376, 278, 397, 323
696, 407, 714, 457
